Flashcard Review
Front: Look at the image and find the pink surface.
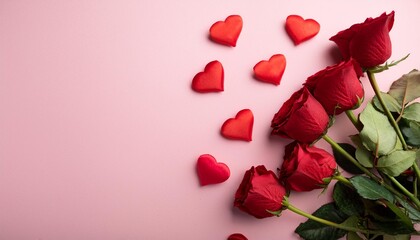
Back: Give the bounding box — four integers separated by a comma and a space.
1, 1, 420, 239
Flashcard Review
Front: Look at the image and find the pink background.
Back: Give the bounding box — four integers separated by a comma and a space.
1, 1, 420, 239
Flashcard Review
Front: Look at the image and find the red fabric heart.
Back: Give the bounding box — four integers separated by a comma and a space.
228, 233, 248, 240
285, 15, 320, 45
221, 109, 253, 141
196, 154, 230, 186
191, 60, 224, 93
253, 54, 286, 85
209, 15, 243, 47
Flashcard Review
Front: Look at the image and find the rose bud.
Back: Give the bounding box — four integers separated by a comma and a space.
304, 59, 364, 115
234, 165, 287, 219
330, 11, 394, 68
279, 141, 337, 192
271, 87, 329, 143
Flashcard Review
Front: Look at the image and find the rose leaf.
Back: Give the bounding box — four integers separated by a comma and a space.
333, 182, 364, 216
369, 218, 415, 235
295, 202, 348, 240
372, 92, 402, 113
402, 102, 420, 122
383, 200, 413, 228
332, 143, 364, 174
388, 69, 420, 105
359, 102, 398, 156
376, 150, 416, 177
399, 119, 420, 147
355, 146, 374, 168
383, 235, 411, 240
349, 176, 394, 202
397, 197, 420, 222
346, 231, 364, 240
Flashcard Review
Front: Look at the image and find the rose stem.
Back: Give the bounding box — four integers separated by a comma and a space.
322, 134, 408, 201
366, 71, 420, 191
322, 135, 379, 181
345, 110, 363, 131
281, 198, 380, 235
366, 70, 408, 150
332, 174, 352, 187
388, 176, 420, 209
413, 164, 420, 185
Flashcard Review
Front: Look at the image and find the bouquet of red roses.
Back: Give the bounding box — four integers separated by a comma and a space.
234, 11, 420, 240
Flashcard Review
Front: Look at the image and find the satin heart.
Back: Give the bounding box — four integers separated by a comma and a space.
191, 60, 224, 93
228, 233, 248, 240
253, 54, 286, 85
196, 154, 230, 186
221, 109, 253, 141
209, 15, 243, 47
285, 15, 320, 45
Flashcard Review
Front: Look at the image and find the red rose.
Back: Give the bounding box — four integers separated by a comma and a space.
279, 141, 337, 192
234, 165, 286, 219
330, 11, 394, 68
271, 87, 329, 143
304, 59, 364, 115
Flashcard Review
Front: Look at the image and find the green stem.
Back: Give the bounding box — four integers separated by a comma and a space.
333, 174, 353, 187
322, 135, 380, 181
282, 199, 380, 235
366, 71, 408, 150
345, 110, 363, 131
413, 164, 420, 185
322, 134, 407, 201
388, 176, 420, 209
366, 70, 420, 205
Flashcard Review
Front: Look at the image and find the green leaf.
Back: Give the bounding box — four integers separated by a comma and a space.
295, 202, 348, 240
333, 182, 364, 216
383, 200, 413, 228
332, 143, 364, 174
373, 92, 402, 113
365, 199, 416, 235
376, 150, 416, 176
355, 146, 374, 168
402, 102, 420, 122
399, 103, 420, 147
417, 149, 420, 163
388, 69, 420, 105
400, 119, 420, 147
359, 102, 398, 156
370, 219, 415, 235
383, 235, 411, 240
346, 232, 364, 240
397, 197, 420, 222
349, 176, 394, 202
350, 134, 362, 147
339, 215, 362, 229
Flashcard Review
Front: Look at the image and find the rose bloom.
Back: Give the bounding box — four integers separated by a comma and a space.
279, 141, 337, 192
234, 165, 286, 219
304, 59, 364, 115
271, 87, 329, 143
330, 11, 394, 68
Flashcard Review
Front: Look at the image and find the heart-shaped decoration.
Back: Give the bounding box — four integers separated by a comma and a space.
221, 109, 253, 141
228, 233, 248, 240
253, 54, 286, 85
191, 60, 224, 93
285, 15, 320, 45
209, 15, 243, 47
196, 154, 230, 186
